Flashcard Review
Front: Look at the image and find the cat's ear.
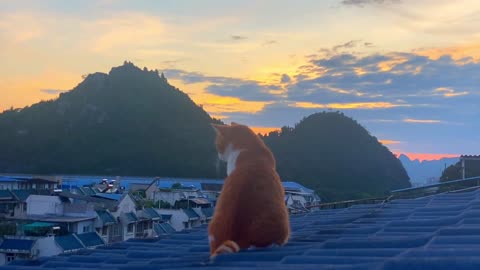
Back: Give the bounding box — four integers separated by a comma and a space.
211, 124, 227, 135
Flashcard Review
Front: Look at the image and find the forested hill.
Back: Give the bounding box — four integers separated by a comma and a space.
262, 112, 411, 201
0, 62, 221, 177
0, 62, 411, 201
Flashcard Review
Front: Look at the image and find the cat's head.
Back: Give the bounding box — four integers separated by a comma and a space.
211, 122, 260, 161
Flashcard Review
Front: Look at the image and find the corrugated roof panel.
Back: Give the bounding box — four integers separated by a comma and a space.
55, 234, 84, 251
75, 232, 104, 248
183, 208, 200, 219
0, 239, 35, 253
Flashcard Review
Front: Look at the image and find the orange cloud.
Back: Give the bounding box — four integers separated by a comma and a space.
379, 139, 401, 145
395, 152, 460, 162
403, 118, 441, 124
416, 42, 480, 62
434, 87, 469, 97
291, 101, 409, 109
167, 79, 270, 116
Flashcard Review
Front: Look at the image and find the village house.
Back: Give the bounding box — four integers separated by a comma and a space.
0, 175, 61, 191
0, 232, 105, 265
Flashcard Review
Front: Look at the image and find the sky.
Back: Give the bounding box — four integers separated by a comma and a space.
2, 0, 480, 161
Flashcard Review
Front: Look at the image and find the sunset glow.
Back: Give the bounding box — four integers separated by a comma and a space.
2, 0, 479, 157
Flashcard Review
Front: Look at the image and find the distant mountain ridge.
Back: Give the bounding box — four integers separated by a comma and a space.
398, 154, 459, 186
0, 62, 411, 201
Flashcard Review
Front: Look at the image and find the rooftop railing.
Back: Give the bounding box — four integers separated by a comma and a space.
311, 175, 480, 211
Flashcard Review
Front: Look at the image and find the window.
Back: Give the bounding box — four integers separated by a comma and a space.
6, 253, 15, 262
127, 224, 134, 233
83, 225, 91, 233
102, 226, 108, 235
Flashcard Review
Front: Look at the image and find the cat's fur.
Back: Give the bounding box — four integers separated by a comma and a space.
208, 122, 290, 258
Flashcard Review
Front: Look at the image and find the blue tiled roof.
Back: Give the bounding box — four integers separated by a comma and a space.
161, 214, 172, 221
75, 232, 104, 248
201, 207, 214, 219
10, 189, 480, 269
59, 175, 314, 194
55, 234, 84, 251
124, 212, 138, 223
93, 193, 122, 201
10, 189, 34, 201
183, 208, 200, 219
0, 176, 22, 182
154, 222, 176, 235
0, 190, 13, 200
0, 239, 35, 253
144, 208, 161, 220
79, 187, 96, 196
96, 210, 116, 224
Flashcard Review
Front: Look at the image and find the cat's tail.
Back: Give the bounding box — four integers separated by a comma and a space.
210, 240, 240, 259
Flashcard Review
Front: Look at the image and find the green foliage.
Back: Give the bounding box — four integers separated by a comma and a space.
144, 200, 155, 208
0, 62, 223, 178
440, 160, 480, 186
171, 183, 182, 189
0, 222, 16, 236
261, 112, 411, 202
158, 200, 172, 209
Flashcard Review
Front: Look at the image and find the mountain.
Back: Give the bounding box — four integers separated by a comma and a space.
261, 112, 411, 201
0, 62, 411, 202
399, 154, 459, 186
0, 61, 222, 177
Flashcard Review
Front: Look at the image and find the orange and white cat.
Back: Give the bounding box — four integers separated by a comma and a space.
208, 122, 290, 258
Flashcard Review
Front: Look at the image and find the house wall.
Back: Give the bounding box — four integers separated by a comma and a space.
0, 253, 5, 265
156, 209, 189, 231
111, 195, 136, 219
153, 191, 182, 205
13, 202, 26, 219
74, 220, 95, 234
0, 182, 19, 190
153, 190, 201, 206
109, 195, 137, 241
64, 203, 96, 218
26, 195, 64, 216
145, 181, 158, 200
123, 222, 136, 241
35, 236, 62, 258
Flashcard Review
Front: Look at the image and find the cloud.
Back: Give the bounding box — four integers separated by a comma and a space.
379, 139, 401, 145
40, 89, 66, 95
341, 0, 401, 7
291, 101, 409, 110
332, 40, 362, 52
164, 69, 281, 101
280, 74, 291, 84
206, 83, 280, 101
231, 35, 247, 41
263, 40, 278, 46
403, 118, 442, 124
